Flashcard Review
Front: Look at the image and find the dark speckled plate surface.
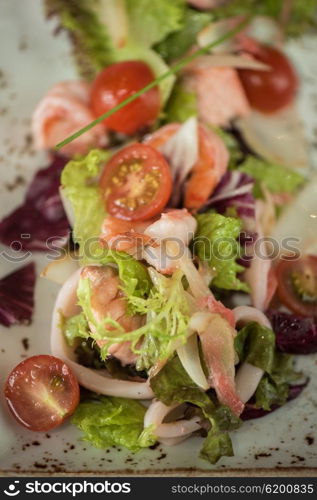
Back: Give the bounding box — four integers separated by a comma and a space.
0, 0, 317, 476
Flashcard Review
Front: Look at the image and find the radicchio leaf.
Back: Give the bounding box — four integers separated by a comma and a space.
0, 155, 69, 251
241, 380, 309, 421
269, 311, 317, 354
0, 262, 36, 327
199, 170, 256, 223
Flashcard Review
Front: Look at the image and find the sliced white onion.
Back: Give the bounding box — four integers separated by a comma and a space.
236, 106, 309, 169
246, 16, 283, 46
159, 435, 193, 446
51, 269, 154, 399
41, 252, 79, 285
233, 306, 272, 329
144, 399, 176, 429
155, 417, 201, 439
235, 362, 264, 403
197, 19, 238, 54
177, 333, 209, 390
95, 0, 129, 49
186, 54, 270, 71
144, 399, 201, 440
271, 176, 317, 256
159, 117, 199, 181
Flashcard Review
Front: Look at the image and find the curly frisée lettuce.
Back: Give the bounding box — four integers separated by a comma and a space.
60, 149, 108, 252
193, 212, 249, 292
72, 395, 155, 451
150, 356, 241, 464
76, 268, 190, 371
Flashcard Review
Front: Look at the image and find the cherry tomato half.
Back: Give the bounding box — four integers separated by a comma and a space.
238, 43, 298, 113
4, 355, 80, 432
276, 256, 317, 317
90, 61, 160, 135
100, 143, 172, 221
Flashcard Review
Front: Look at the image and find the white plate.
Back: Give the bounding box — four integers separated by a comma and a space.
0, 0, 317, 475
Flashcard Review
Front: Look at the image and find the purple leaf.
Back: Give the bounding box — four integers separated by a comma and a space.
199, 170, 256, 222
0, 155, 69, 251
269, 311, 317, 354
241, 380, 308, 421
0, 262, 36, 327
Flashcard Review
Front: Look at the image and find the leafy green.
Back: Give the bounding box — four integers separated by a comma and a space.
76, 269, 190, 370
193, 212, 249, 292
44, 0, 115, 79
60, 149, 108, 254
72, 396, 156, 451
62, 312, 90, 346
150, 356, 241, 464
86, 249, 152, 308
126, 0, 185, 48
155, 7, 211, 61
212, 0, 317, 38
165, 82, 197, 123
234, 321, 275, 372
235, 322, 301, 411
239, 157, 305, 198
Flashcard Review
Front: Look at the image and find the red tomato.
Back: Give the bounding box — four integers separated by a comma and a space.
90, 61, 160, 135
100, 143, 172, 221
276, 256, 317, 317
4, 355, 80, 432
238, 43, 298, 113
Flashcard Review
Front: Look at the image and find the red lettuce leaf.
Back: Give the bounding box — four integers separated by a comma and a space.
269, 311, 317, 354
0, 155, 69, 251
199, 170, 256, 221
241, 380, 308, 421
0, 262, 36, 327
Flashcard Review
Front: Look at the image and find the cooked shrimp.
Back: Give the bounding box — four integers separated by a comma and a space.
81, 266, 144, 365
100, 216, 156, 256
32, 81, 107, 156
143, 209, 197, 274
184, 124, 229, 211
145, 123, 229, 212
184, 65, 250, 127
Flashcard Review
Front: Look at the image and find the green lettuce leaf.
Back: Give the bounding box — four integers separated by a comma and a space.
193, 212, 249, 292
235, 322, 301, 411
212, 0, 317, 38
60, 149, 108, 253
126, 0, 185, 48
72, 396, 156, 451
86, 249, 152, 307
155, 7, 211, 61
234, 322, 275, 373
165, 82, 197, 123
62, 312, 90, 346
150, 356, 241, 464
239, 157, 305, 198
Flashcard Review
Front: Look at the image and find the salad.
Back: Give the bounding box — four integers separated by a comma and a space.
1, 0, 317, 466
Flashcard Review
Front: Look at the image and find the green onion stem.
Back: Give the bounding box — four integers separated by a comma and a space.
55, 17, 250, 151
